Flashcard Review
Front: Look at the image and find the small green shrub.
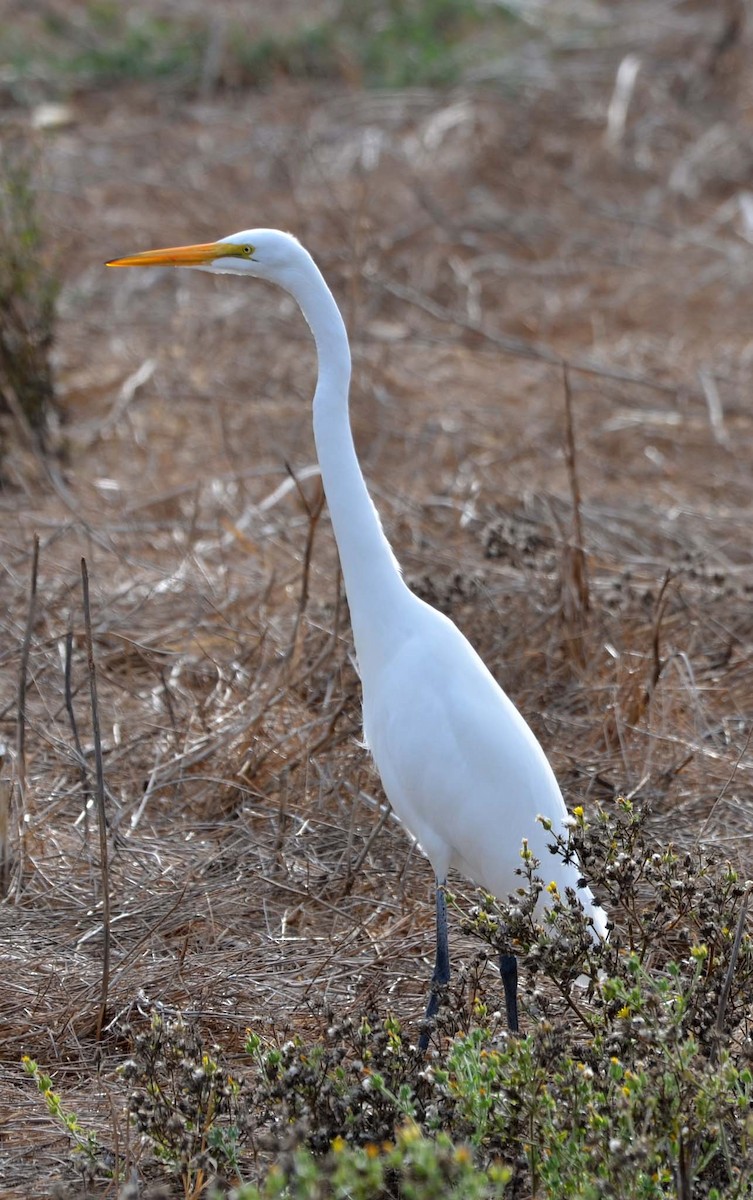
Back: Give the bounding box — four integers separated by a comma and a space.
228, 1122, 511, 1199
121, 1009, 249, 1198
244, 1014, 422, 1154
462, 798, 753, 1197
21, 1055, 111, 1183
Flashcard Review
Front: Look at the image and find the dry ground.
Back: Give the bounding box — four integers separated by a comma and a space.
3, 1, 753, 1194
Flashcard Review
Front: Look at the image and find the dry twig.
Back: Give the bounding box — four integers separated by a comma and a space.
559, 366, 590, 662
713, 880, 752, 1057
81, 557, 111, 1042
16, 532, 39, 809
64, 619, 91, 835
285, 463, 326, 670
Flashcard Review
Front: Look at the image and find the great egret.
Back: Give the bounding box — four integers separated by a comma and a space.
108, 229, 607, 1046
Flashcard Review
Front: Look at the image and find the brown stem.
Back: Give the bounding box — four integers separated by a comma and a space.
81, 558, 111, 1042
17, 532, 39, 808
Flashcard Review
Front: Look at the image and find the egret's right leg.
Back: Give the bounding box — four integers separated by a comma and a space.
499, 952, 519, 1033
418, 880, 449, 1051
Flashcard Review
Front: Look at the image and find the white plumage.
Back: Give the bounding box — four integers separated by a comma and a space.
108, 228, 606, 1043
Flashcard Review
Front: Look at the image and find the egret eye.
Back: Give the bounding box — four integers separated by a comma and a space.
242, 245, 254, 256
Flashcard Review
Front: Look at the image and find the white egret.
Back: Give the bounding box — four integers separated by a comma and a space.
107, 229, 607, 1046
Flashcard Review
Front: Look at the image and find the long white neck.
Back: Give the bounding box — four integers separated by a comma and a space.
285, 253, 413, 673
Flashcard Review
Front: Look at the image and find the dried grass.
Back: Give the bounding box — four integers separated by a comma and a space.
2, 2, 753, 1192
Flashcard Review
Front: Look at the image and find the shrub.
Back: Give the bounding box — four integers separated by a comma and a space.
0, 140, 60, 458
27, 800, 753, 1197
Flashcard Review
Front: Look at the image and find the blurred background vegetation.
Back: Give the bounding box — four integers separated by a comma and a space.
0, 0, 525, 97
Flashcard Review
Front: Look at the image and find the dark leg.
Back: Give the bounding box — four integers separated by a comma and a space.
499, 953, 519, 1033
418, 879, 450, 1051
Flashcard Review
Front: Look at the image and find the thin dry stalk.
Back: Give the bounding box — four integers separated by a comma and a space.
380, 276, 683, 398
81, 557, 111, 1042
65, 619, 91, 839
602, 571, 672, 751
286, 465, 326, 670
648, 571, 672, 697
107, 881, 189, 992
697, 724, 753, 845
16, 532, 39, 809
713, 880, 752, 1059
342, 795, 393, 894
559, 366, 590, 663
0, 777, 11, 897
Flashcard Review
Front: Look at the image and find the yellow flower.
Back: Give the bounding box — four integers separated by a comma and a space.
617, 1005, 630, 1019
332, 1136, 346, 1153
573, 806, 584, 818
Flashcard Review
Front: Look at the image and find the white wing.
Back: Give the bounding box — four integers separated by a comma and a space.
363, 597, 605, 935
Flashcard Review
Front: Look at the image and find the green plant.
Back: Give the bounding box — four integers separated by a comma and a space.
122, 1009, 250, 1198
228, 1121, 512, 1199
461, 798, 753, 1197
244, 1013, 423, 1154
21, 1055, 111, 1182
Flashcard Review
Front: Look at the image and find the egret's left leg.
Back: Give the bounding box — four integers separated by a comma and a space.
418, 879, 450, 1051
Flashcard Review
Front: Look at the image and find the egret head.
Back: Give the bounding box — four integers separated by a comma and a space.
107, 228, 308, 288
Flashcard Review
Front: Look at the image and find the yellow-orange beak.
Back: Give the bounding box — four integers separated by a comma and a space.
106, 241, 237, 268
